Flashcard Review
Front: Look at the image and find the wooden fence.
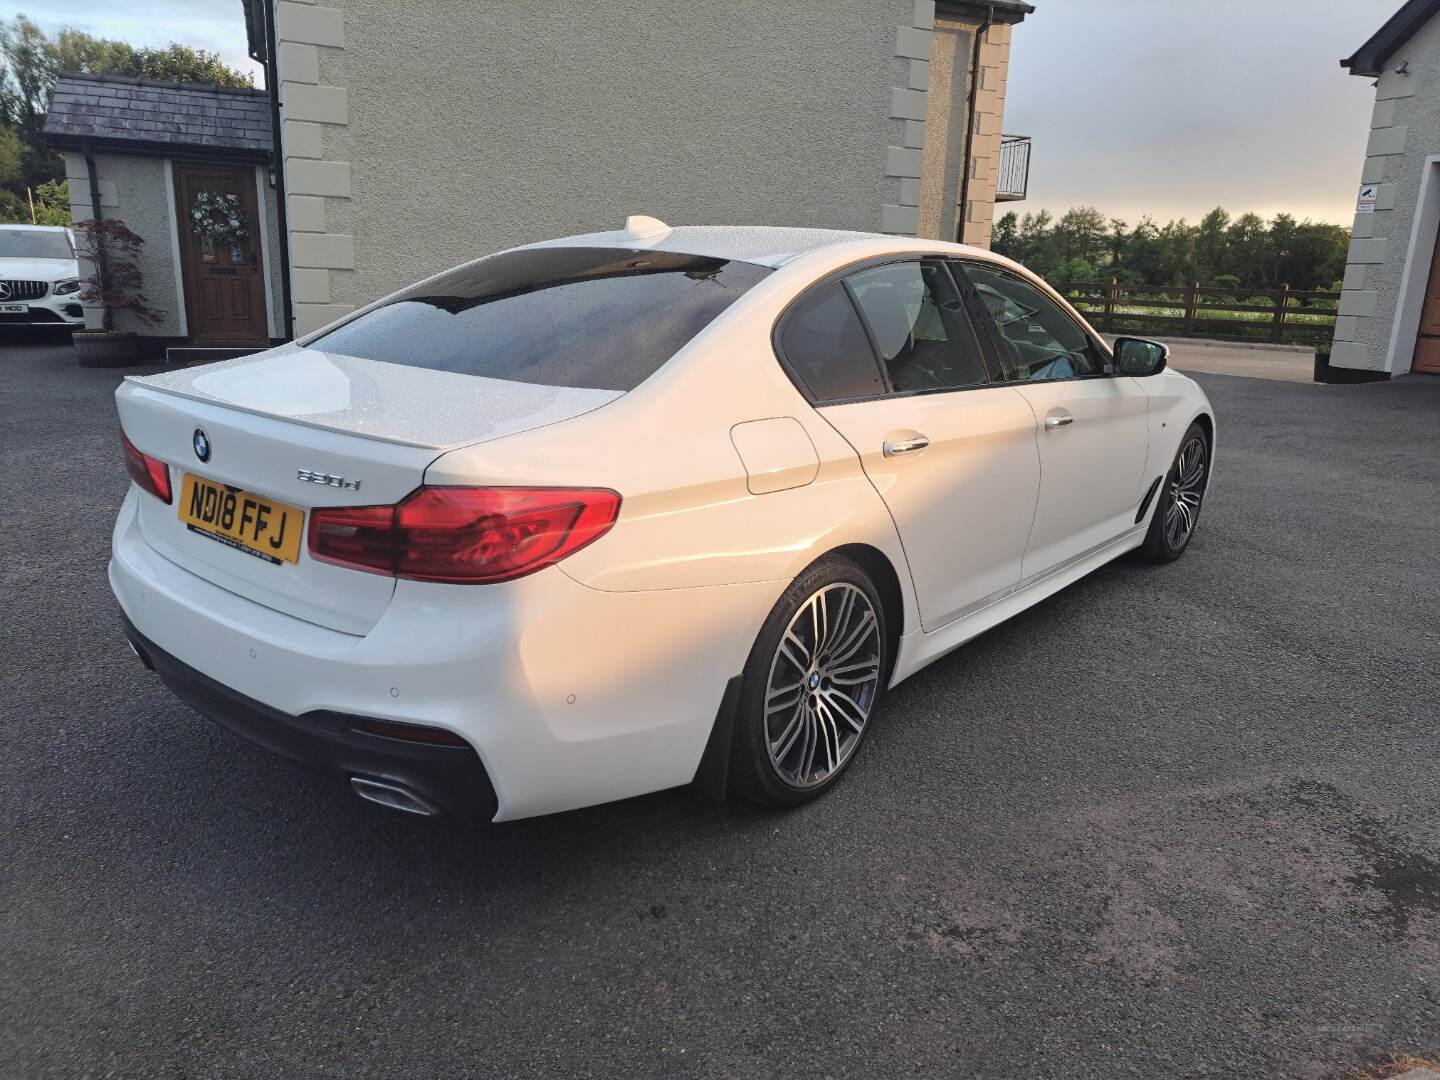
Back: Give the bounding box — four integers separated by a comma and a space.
1053, 280, 1340, 347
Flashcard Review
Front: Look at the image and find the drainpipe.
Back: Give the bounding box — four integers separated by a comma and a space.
260, 0, 295, 341
84, 147, 111, 332
956, 4, 995, 245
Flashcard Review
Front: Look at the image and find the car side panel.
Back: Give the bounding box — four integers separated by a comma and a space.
819, 386, 1041, 631
1012, 377, 1153, 579
1134, 368, 1218, 495
424, 279, 925, 642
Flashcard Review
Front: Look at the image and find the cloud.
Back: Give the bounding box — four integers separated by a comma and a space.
0, 0, 262, 83
1000, 0, 1394, 224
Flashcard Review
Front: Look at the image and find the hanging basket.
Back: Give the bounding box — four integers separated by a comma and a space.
190, 191, 249, 244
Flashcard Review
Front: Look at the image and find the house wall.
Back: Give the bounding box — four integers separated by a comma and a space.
916, 19, 973, 241
255, 164, 286, 340
271, 0, 1019, 335
962, 19, 1013, 249
1332, 13, 1440, 374
912, 14, 1011, 247
62, 152, 284, 341
63, 152, 184, 337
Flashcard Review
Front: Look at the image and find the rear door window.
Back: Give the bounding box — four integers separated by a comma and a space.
308, 247, 772, 392
777, 283, 886, 402
846, 261, 991, 393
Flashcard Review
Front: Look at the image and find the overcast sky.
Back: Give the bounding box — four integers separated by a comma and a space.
1006, 0, 1392, 225
1, 0, 263, 83
3, 0, 1395, 226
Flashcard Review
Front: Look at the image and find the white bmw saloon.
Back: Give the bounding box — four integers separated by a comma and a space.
111, 218, 1214, 822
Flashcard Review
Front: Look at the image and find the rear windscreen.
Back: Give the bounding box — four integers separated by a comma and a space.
307, 247, 773, 392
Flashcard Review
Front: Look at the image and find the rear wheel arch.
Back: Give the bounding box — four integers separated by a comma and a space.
826, 543, 905, 688
690, 542, 907, 802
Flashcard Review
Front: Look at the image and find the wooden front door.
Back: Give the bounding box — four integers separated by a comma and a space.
173, 162, 269, 345
1412, 230, 1440, 374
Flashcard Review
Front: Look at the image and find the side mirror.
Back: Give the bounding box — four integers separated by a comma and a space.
1114, 337, 1169, 377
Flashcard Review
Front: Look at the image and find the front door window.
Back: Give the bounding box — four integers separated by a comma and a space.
962, 263, 1107, 381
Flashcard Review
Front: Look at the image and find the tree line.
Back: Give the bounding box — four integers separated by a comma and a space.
992, 206, 1352, 293
0, 15, 252, 224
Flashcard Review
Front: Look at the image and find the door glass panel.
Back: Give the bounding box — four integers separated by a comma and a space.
847, 261, 989, 393
779, 283, 886, 402
962, 263, 1106, 381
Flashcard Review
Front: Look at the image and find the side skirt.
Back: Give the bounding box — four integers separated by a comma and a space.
889, 526, 1147, 685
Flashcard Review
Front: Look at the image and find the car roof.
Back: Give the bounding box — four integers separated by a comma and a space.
0, 224, 71, 233
524, 223, 936, 269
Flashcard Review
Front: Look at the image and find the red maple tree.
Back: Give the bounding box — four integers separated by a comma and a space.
72, 218, 164, 331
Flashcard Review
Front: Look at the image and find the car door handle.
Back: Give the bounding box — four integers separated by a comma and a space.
883, 436, 931, 457
1044, 413, 1075, 430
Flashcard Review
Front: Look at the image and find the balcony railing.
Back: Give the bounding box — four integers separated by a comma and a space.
997, 135, 1031, 202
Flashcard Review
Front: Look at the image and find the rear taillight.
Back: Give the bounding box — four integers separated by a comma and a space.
120, 428, 172, 504
308, 486, 621, 584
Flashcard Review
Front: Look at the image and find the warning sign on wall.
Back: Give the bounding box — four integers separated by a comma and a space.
1357, 185, 1379, 214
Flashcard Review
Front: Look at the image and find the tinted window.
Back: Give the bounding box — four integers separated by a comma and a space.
0, 230, 72, 259
962, 263, 1106, 381
779, 283, 885, 402
309, 247, 772, 392
847, 261, 989, 393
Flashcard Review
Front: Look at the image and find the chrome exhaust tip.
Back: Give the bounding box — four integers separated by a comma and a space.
349, 777, 441, 817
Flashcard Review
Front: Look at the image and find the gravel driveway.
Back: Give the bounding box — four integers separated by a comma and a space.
3, 335, 1439, 1079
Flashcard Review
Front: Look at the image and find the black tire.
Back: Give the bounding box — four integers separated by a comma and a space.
729, 555, 888, 808
1140, 421, 1210, 564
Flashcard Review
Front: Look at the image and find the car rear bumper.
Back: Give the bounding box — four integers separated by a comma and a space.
109, 489, 776, 821
123, 615, 498, 820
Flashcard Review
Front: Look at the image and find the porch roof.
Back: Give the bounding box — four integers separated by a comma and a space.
43, 72, 273, 162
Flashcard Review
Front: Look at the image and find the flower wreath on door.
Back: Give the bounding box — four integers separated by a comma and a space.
189, 191, 250, 263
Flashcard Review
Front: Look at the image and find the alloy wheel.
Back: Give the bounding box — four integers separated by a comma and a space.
1165, 437, 1207, 549
764, 583, 883, 789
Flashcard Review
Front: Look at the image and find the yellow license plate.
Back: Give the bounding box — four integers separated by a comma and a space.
178, 473, 304, 565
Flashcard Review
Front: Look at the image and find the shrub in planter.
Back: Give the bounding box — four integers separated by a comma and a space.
71, 218, 164, 368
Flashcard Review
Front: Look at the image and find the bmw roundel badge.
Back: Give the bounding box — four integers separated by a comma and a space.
193, 428, 211, 463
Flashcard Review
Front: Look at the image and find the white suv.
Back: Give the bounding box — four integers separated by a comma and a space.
0, 224, 85, 329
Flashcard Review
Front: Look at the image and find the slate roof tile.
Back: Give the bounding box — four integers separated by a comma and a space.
42, 72, 272, 157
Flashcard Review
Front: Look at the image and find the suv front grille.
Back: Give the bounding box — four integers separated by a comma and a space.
0, 280, 47, 301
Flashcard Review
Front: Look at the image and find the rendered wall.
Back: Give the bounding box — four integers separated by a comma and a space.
916, 19, 973, 242
62, 152, 283, 341
254, 164, 287, 341
63, 152, 183, 337
1331, 14, 1440, 374
960, 19, 1014, 249
272, 0, 1023, 333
